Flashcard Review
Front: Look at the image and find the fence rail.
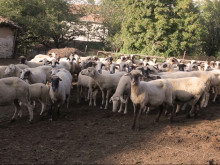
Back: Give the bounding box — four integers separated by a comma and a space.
97, 51, 216, 63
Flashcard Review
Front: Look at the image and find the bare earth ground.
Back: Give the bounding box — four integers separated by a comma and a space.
0, 59, 220, 164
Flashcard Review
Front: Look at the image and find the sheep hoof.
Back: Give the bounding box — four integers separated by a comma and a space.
124, 112, 127, 115
100, 106, 103, 109
10, 119, 16, 123
29, 120, 33, 124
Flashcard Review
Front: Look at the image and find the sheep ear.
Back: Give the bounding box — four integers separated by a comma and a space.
59, 78, 62, 81
115, 66, 119, 69
26, 70, 31, 75
120, 96, 126, 103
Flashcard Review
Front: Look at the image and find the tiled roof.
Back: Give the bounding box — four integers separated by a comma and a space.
70, 4, 104, 23
0, 16, 20, 29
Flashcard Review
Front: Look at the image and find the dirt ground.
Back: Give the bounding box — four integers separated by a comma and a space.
0, 59, 220, 164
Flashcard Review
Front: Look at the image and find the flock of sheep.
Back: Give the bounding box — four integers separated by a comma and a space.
0, 49, 220, 131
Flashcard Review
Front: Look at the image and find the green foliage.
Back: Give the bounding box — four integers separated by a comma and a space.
120, 0, 202, 57
0, 0, 78, 55
198, 0, 220, 56
99, 0, 124, 51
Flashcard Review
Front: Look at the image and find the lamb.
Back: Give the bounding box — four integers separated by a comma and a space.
49, 70, 72, 120
29, 83, 50, 116
110, 75, 131, 114
20, 66, 52, 84
81, 67, 126, 109
125, 70, 174, 131
0, 77, 33, 122
4, 64, 29, 78
77, 70, 99, 106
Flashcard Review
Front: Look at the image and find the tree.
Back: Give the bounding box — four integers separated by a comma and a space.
119, 0, 202, 57
198, 0, 220, 56
0, 0, 78, 54
99, 0, 124, 51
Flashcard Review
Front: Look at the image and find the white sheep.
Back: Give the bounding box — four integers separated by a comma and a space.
166, 77, 208, 117
29, 83, 50, 116
20, 66, 52, 84
125, 70, 174, 131
4, 64, 29, 78
0, 77, 34, 122
49, 70, 72, 120
81, 67, 126, 109
77, 70, 99, 106
110, 75, 131, 114
19, 56, 43, 68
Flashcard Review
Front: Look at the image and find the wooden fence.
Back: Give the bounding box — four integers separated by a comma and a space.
97, 51, 217, 63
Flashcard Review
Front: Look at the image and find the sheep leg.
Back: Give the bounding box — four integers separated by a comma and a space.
104, 89, 112, 109
93, 89, 98, 107
131, 104, 138, 130
212, 86, 218, 102
176, 104, 181, 113
118, 101, 123, 113
66, 94, 70, 109
123, 96, 129, 114
155, 105, 163, 122
169, 105, 175, 122
22, 101, 34, 123
11, 100, 20, 122
88, 87, 93, 106
135, 105, 144, 131
100, 90, 105, 109
39, 100, 46, 116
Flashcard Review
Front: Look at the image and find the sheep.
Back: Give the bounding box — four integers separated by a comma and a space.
19, 56, 43, 68
159, 62, 180, 72
49, 58, 76, 75
109, 63, 120, 74
29, 83, 50, 116
186, 63, 199, 72
0, 77, 34, 122
77, 70, 99, 106
20, 66, 52, 84
4, 64, 29, 78
81, 67, 126, 110
125, 70, 174, 131
130, 54, 144, 65
49, 70, 72, 120
158, 71, 219, 106
109, 75, 131, 114
166, 77, 208, 117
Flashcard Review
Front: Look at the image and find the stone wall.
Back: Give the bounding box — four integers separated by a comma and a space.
0, 27, 14, 58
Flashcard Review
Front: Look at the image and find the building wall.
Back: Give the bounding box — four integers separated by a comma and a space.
0, 27, 14, 58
